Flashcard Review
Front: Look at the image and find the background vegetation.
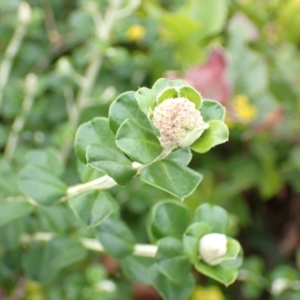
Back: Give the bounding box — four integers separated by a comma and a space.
1, 0, 300, 299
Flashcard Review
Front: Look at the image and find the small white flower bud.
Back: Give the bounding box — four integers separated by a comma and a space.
199, 233, 227, 266
56, 57, 73, 75
270, 278, 289, 295
24, 73, 38, 94
18, 1, 32, 25
152, 97, 209, 150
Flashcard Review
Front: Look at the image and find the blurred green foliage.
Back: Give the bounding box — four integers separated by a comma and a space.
1, 0, 300, 299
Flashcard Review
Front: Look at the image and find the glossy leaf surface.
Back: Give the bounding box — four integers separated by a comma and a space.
140, 160, 203, 200
116, 119, 162, 164
148, 200, 190, 243
69, 190, 119, 227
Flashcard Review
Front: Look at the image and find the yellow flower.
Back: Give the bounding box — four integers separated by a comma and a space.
233, 94, 257, 123
126, 25, 146, 42
190, 286, 225, 300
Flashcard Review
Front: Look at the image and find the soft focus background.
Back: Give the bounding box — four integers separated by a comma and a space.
1, 0, 300, 299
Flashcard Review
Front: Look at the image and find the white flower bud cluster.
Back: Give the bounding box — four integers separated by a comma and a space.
198, 233, 227, 266
152, 97, 208, 150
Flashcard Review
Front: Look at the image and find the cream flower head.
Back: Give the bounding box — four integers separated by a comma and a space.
152, 97, 209, 150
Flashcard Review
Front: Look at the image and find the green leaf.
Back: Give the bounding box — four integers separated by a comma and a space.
23, 148, 64, 177
0, 198, 34, 227
0, 219, 23, 250
161, 13, 201, 41
37, 206, 73, 234
121, 256, 154, 285
148, 200, 190, 243
86, 143, 136, 186
116, 119, 162, 164
151, 264, 195, 300
85, 265, 107, 285
69, 190, 119, 228
49, 237, 87, 269
0, 159, 21, 197
156, 237, 191, 284
165, 147, 192, 166
183, 222, 211, 263
222, 239, 241, 262
183, 0, 227, 40
22, 237, 87, 284
135, 87, 156, 117
191, 120, 229, 153
19, 149, 67, 205
19, 164, 67, 206
178, 86, 202, 108
109, 91, 152, 133
195, 260, 239, 286
75, 117, 117, 164
77, 159, 105, 183
193, 204, 229, 234
97, 216, 136, 259
157, 87, 179, 104
200, 99, 226, 122
23, 243, 56, 284
152, 78, 187, 96
140, 160, 203, 200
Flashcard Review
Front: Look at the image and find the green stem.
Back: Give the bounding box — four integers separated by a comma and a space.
64, 148, 171, 199
3, 74, 38, 162
0, 2, 31, 112
21, 233, 158, 258
60, 0, 123, 163
64, 175, 117, 199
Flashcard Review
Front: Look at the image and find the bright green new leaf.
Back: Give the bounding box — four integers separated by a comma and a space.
19, 164, 67, 206
183, 222, 211, 263
222, 239, 241, 262
116, 119, 162, 164
135, 87, 157, 117
109, 91, 153, 133
191, 120, 229, 153
86, 144, 136, 186
160, 13, 201, 41
97, 216, 136, 259
151, 264, 195, 300
156, 237, 191, 284
74, 117, 117, 164
157, 87, 179, 103
192, 204, 229, 234
147, 200, 190, 243
200, 99, 226, 122
195, 260, 239, 287
152, 78, 187, 96
0, 198, 34, 227
183, 0, 227, 40
69, 190, 119, 228
140, 160, 203, 200
178, 86, 202, 108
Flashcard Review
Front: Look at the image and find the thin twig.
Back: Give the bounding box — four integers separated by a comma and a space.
59, 0, 123, 163
3, 73, 38, 162
0, 2, 31, 112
